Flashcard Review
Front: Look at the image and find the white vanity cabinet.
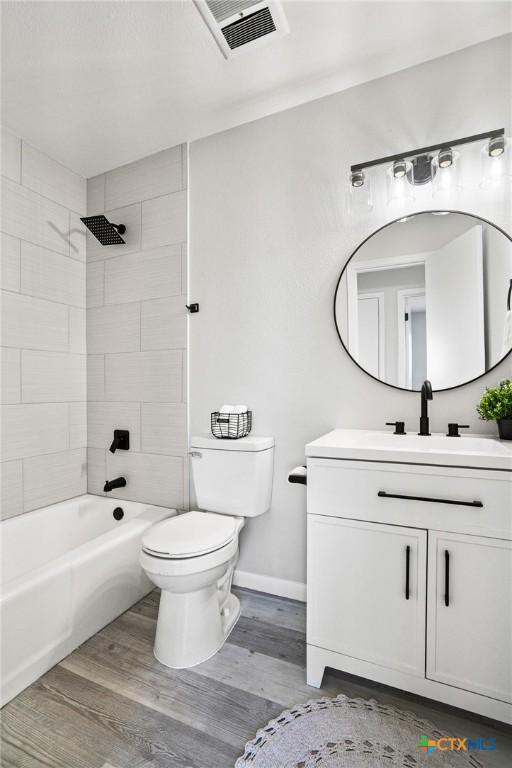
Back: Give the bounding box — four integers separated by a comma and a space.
305, 429, 512, 724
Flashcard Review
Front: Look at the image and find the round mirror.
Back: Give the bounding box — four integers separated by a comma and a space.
334, 211, 512, 391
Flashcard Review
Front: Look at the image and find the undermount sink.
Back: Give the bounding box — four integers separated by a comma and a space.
306, 429, 512, 471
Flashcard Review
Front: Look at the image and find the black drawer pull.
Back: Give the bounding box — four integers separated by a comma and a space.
405, 545, 410, 600
444, 550, 450, 607
378, 491, 483, 508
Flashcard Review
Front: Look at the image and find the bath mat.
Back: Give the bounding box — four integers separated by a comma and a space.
235, 694, 487, 767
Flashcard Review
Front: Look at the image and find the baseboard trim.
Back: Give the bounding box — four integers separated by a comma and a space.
233, 569, 306, 602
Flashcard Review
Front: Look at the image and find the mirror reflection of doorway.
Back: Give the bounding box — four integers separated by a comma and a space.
352, 261, 425, 386
398, 291, 427, 390
357, 292, 384, 379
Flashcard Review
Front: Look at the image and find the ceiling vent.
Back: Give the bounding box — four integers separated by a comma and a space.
194, 0, 289, 58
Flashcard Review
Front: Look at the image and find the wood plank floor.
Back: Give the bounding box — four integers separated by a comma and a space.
1, 587, 511, 767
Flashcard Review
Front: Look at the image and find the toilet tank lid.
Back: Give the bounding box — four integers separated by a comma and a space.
190, 434, 274, 452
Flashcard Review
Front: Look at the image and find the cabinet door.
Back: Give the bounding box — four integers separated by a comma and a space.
427, 531, 512, 703
307, 516, 427, 677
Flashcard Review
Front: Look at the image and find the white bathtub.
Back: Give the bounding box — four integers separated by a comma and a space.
0, 494, 174, 706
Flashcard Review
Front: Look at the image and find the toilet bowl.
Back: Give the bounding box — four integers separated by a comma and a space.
140, 511, 244, 668
140, 434, 274, 668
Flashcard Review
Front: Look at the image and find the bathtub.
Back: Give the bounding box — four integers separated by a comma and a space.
0, 494, 174, 706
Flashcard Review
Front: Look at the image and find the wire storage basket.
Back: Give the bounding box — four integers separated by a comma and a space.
211, 411, 252, 439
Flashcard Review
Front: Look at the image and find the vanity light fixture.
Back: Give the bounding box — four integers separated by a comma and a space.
392, 160, 407, 178
387, 159, 414, 206
438, 148, 453, 168
481, 133, 510, 188
348, 128, 505, 206
347, 169, 373, 216
488, 135, 505, 157
350, 170, 365, 187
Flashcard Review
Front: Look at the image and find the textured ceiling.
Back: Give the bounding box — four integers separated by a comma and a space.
2, 1, 511, 177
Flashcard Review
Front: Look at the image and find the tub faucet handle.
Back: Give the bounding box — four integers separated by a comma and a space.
109, 429, 130, 453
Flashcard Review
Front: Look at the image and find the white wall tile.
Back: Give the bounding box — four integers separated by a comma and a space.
181, 243, 187, 296
22, 142, 86, 214
69, 308, 86, 353
1, 291, 69, 351
69, 402, 87, 449
1, 403, 68, 460
21, 241, 85, 307
87, 303, 140, 354
141, 403, 187, 455
1, 460, 23, 519
87, 447, 106, 495
105, 147, 182, 210
181, 143, 188, 191
105, 351, 181, 402
106, 451, 183, 508
104, 245, 181, 304
2, 129, 21, 182
87, 402, 141, 451
87, 174, 105, 214
141, 296, 187, 351
181, 350, 187, 403
87, 203, 141, 262
1, 347, 21, 403
23, 448, 86, 512
142, 191, 186, 249
87, 355, 104, 401
69, 213, 87, 263
2, 177, 70, 256
1, 234, 20, 291
87, 261, 104, 307
21, 351, 86, 402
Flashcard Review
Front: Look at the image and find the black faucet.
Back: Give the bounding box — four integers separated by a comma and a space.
104, 477, 126, 493
419, 380, 433, 436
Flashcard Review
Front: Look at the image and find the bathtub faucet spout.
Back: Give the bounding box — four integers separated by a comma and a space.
104, 477, 126, 493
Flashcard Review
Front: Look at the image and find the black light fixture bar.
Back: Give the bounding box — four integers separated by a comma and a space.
350, 128, 504, 173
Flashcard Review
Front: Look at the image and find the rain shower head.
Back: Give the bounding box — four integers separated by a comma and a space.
80, 215, 126, 245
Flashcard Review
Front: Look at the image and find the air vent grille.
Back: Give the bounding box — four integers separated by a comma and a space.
206, 0, 258, 23
222, 6, 276, 49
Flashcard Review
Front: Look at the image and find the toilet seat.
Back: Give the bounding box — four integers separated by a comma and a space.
142, 510, 238, 559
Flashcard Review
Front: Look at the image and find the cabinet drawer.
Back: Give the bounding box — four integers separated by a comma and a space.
307, 459, 512, 539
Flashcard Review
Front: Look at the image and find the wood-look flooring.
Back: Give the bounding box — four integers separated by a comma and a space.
1, 587, 511, 767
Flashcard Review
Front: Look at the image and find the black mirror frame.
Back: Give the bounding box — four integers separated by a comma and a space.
333, 209, 512, 393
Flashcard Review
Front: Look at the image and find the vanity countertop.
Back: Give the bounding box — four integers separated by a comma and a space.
306, 429, 512, 471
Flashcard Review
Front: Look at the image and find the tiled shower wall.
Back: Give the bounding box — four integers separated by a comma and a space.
1, 128, 87, 519
86, 145, 188, 509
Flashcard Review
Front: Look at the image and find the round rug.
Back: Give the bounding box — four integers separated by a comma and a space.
235, 695, 486, 767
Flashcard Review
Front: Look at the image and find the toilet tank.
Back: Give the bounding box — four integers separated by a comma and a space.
189, 435, 274, 517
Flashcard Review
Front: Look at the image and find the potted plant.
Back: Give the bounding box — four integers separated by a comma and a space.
477, 379, 512, 440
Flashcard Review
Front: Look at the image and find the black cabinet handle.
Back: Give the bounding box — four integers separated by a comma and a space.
444, 550, 450, 607
405, 545, 410, 600
378, 491, 483, 508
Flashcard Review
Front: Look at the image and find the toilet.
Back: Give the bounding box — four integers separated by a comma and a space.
140, 434, 274, 668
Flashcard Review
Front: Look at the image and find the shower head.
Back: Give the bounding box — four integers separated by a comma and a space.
80, 215, 126, 245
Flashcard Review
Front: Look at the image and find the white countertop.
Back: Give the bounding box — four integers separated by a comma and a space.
306, 429, 512, 471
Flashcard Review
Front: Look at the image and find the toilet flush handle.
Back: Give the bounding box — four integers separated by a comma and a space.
189, 451, 202, 459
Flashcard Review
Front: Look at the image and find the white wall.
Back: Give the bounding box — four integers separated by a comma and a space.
483, 225, 512, 368
189, 36, 512, 595
1, 130, 87, 519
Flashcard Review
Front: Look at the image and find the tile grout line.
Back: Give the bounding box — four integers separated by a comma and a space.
4, 166, 86, 217
1, 286, 87, 311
